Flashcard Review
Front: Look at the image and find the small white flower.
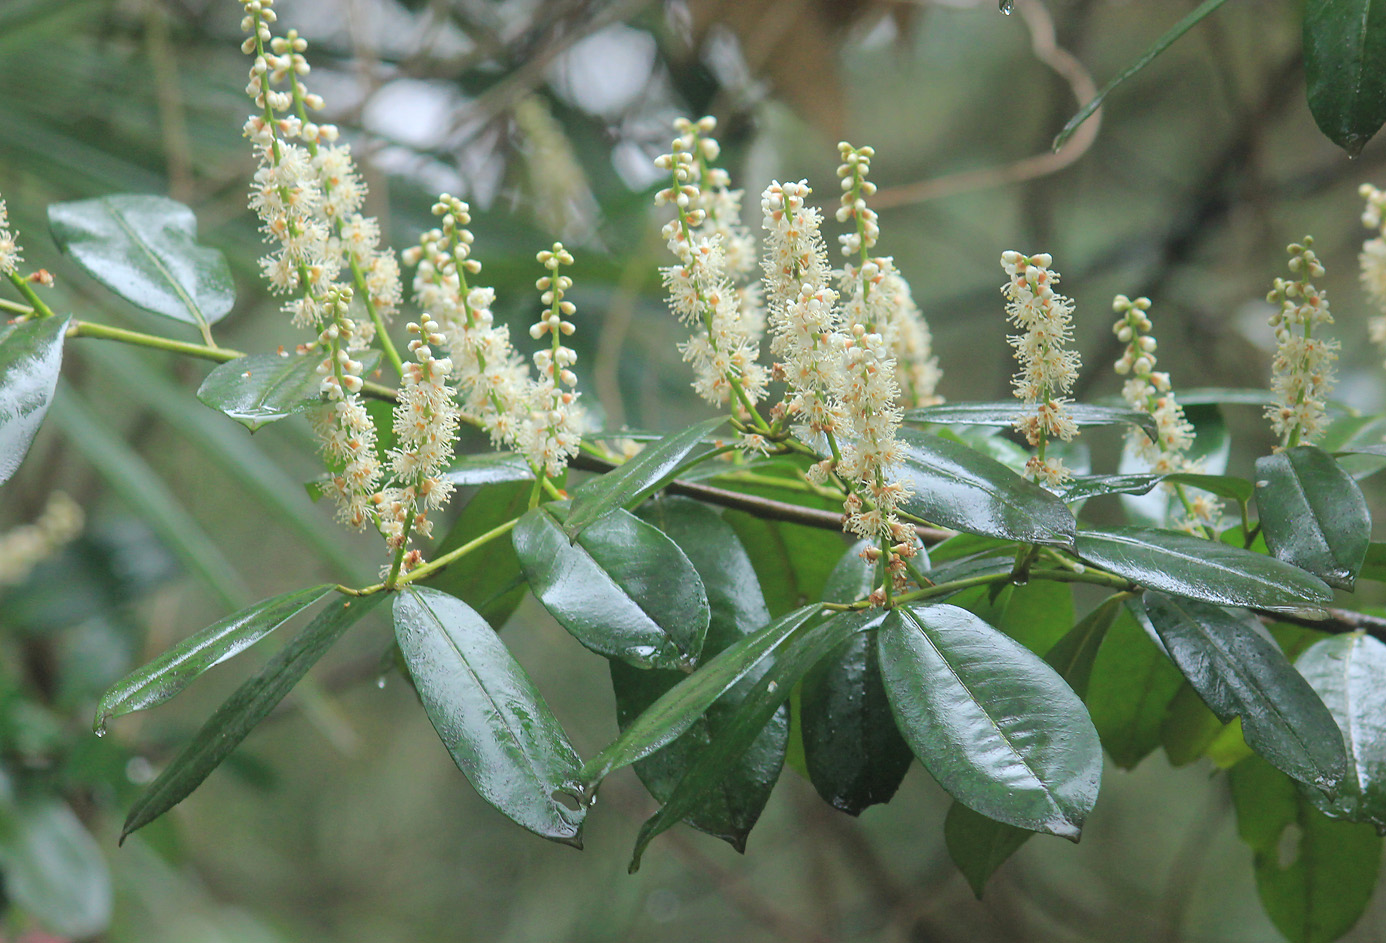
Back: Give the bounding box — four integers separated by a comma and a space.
1264, 239, 1337, 447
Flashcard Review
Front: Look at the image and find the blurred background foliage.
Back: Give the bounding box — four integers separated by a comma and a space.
4, 0, 1386, 940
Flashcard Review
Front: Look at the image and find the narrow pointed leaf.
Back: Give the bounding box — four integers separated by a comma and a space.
581, 605, 817, 785
48, 195, 233, 329
1230, 756, 1381, 943
1296, 633, 1386, 829
0, 798, 111, 939
904, 402, 1158, 440
121, 594, 383, 840
565, 417, 725, 536
95, 583, 335, 732
426, 481, 531, 627
1061, 472, 1253, 505
1086, 606, 1184, 768
613, 497, 786, 849
514, 502, 709, 669
629, 609, 880, 871
1074, 525, 1332, 612
394, 587, 586, 846
1304, 0, 1386, 156
1041, 594, 1124, 701
878, 604, 1102, 838
197, 351, 378, 432
894, 428, 1076, 546
1136, 593, 1347, 791
1255, 446, 1370, 590
0, 315, 68, 486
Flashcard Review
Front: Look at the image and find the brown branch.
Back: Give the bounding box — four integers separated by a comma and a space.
1258, 607, 1386, 645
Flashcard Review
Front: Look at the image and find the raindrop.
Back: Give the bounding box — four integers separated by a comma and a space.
999, 0, 1014, 14
376, 675, 387, 689
94, 725, 107, 738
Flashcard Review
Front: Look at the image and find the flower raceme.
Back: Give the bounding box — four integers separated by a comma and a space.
0, 200, 22, 276
1359, 183, 1386, 361
1265, 238, 1337, 448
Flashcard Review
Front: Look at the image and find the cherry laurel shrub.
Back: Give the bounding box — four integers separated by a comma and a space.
4, 2, 1386, 941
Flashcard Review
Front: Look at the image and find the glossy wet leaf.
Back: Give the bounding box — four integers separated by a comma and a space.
581, 605, 817, 786
1062, 472, 1254, 505
878, 604, 1102, 838
894, 428, 1076, 546
197, 351, 378, 432
121, 594, 384, 841
1304, 0, 1386, 155
800, 548, 913, 814
48, 194, 233, 330
1074, 525, 1332, 612
629, 609, 880, 871
0, 797, 111, 938
94, 583, 335, 732
513, 502, 708, 669
441, 451, 534, 487
393, 587, 586, 846
426, 481, 531, 627
1085, 606, 1185, 768
1136, 593, 1347, 791
613, 497, 785, 849
1230, 755, 1381, 943
1255, 446, 1370, 590
0, 314, 68, 486
566, 417, 725, 536
1295, 633, 1386, 829
904, 401, 1157, 440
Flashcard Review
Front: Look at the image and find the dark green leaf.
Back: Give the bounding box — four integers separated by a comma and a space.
613, 497, 786, 849
196, 351, 378, 432
723, 510, 845, 617
1304, 0, 1386, 155
1051, 0, 1231, 150
1255, 446, 1370, 590
94, 583, 335, 732
48, 194, 234, 330
393, 587, 587, 846
426, 481, 531, 627
803, 540, 913, 815
513, 502, 709, 669
441, 451, 535, 487
1074, 525, 1332, 612
1062, 472, 1254, 505
1086, 606, 1184, 768
0, 315, 68, 486
1230, 755, 1381, 943
0, 797, 111, 938
120, 594, 384, 841
566, 417, 725, 536
1161, 680, 1227, 766
894, 428, 1076, 546
629, 609, 880, 871
878, 603, 1102, 838
581, 605, 818, 785
1136, 593, 1347, 791
904, 401, 1157, 441
1359, 542, 1386, 582
1043, 595, 1123, 701
1296, 633, 1386, 830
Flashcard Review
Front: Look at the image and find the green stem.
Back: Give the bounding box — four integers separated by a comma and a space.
6, 271, 56, 319
337, 516, 522, 596
383, 516, 415, 589
0, 296, 34, 314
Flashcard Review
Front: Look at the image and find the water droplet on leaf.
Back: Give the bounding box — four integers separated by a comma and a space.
999, 0, 1014, 14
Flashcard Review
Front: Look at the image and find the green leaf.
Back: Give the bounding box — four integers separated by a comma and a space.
951, 580, 1075, 656
513, 502, 709, 670
565, 417, 725, 536
1255, 446, 1370, 590
894, 428, 1076, 546
802, 542, 913, 815
1120, 404, 1230, 524
1043, 595, 1123, 701
629, 609, 880, 872
1304, 0, 1386, 156
612, 497, 786, 849
878, 603, 1102, 838
0, 314, 68, 486
48, 194, 234, 331
1161, 680, 1228, 766
196, 351, 378, 432
904, 401, 1157, 441
1051, 0, 1231, 150
94, 584, 335, 733
425, 481, 531, 627
393, 587, 587, 846
1176, 387, 1277, 406
1074, 525, 1333, 612
120, 593, 384, 841
723, 511, 845, 617
1062, 472, 1254, 505
1296, 633, 1386, 830
1230, 755, 1381, 943
581, 605, 818, 786
1086, 605, 1184, 768
1135, 593, 1347, 791
0, 797, 111, 938
441, 451, 535, 487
